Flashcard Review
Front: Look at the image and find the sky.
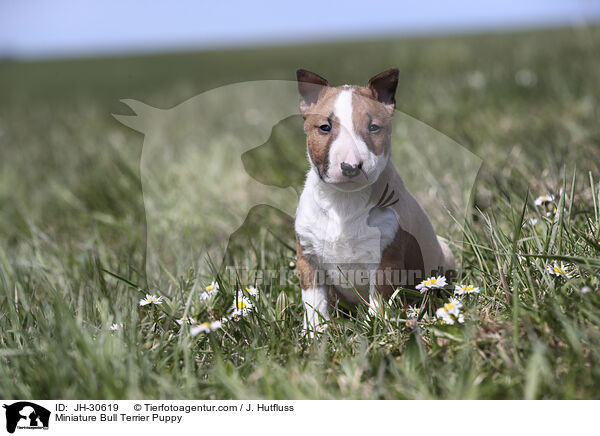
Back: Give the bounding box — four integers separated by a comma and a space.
1, 0, 599, 59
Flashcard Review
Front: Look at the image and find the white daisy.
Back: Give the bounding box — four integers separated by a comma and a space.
190, 320, 223, 336
205, 281, 218, 292
435, 299, 465, 325
546, 261, 572, 278
139, 294, 163, 306
230, 292, 255, 317
245, 286, 259, 297
454, 284, 481, 296
109, 323, 123, 331
416, 276, 447, 293
534, 194, 554, 207
176, 316, 196, 325
200, 281, 219, 300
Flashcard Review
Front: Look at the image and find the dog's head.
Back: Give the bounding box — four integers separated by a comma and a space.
296, 68, 398, 191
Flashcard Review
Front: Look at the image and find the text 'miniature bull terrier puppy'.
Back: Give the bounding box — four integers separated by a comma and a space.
294, 68, 455, 335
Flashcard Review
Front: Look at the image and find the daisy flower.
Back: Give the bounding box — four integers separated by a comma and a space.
416, 275, 447, 293
176, 316, 196, 325
534, 194, 554, 207
435, 299, 464, 325
245, 286, 259, 297
454, 284, 480, 296
139, 294, 163, 306
109, 323, 123, 331
547, 261, 572, 278
205, 281, 218, 292
200, 281, 219, 300
190, 320, 223, 336
230, 293, 255, 317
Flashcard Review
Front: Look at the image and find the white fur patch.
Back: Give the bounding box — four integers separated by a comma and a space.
329, 90, 367, 176
295, 170, 399, 304
302, 286, 329, 336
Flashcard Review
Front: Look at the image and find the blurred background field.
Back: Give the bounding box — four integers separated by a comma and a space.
1, 8, 600, 399
2, 26, 598, 247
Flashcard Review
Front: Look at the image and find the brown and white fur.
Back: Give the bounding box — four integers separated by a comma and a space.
294, 68, 455, 335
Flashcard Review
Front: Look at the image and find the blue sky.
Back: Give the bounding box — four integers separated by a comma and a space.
1, 0, 599, 59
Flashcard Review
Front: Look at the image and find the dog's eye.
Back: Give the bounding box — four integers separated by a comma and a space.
318, 124, 332, 133
368, 123, 380, 132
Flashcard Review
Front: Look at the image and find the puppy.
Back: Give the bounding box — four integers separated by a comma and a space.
294, 68, 455, 334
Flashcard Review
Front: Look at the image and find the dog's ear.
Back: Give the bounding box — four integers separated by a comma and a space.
367, 68, 399, 108
296, 69, 329, 115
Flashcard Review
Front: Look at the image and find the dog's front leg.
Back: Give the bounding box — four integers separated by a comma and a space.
297, 243, 329, 337
301, 287, 330, 337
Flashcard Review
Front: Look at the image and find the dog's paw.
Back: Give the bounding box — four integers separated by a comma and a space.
367, 296, 388, 320
302, 319, 328, 338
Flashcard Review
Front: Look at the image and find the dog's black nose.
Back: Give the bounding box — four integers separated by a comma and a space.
340, 162, 362, 178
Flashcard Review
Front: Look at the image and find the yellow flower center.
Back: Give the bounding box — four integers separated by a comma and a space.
465, 285, 474, 291
206, 284, 214, 291
553, 267, 566, 275
237, 301, 247, 309
443, 303, 455, 312
425, 278, 436, 286
200, 322, 211, 328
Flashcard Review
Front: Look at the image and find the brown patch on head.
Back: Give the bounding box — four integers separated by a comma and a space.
295, 70, 340, 178
300, 87, 344, 179
296, 70, 338, 178
351, 68, 399, 156
351, 87, 395, 156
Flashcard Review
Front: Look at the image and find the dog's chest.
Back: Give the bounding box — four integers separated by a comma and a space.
295, 177, 399, 269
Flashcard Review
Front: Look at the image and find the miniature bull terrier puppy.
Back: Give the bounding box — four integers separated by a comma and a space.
294, 68, 455, 335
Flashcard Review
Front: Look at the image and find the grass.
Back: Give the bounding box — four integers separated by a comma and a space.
1, 26, 600, 399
